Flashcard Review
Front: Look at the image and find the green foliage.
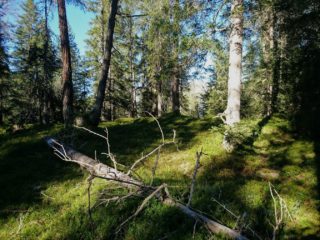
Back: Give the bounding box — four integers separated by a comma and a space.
10, 0, 59, 125
0, 1, 10, 125
85, 0, 208, 118
201, 42, 228, 116
222, 118, 261, 149
69, 30, 91, 115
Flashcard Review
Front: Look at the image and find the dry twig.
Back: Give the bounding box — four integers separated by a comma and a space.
127, 112, 176, 176
116, 184, 166, 233
75, 125, 118, 171
187, 149, 203, 207
268, 182, 293, 240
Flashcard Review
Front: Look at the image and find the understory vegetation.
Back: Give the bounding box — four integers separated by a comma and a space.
0, 114, 319, 239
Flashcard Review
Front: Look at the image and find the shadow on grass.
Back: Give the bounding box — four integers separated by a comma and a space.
2, 115, 318, 239
74, 113, 216, 169
0, 125, 83, 217
0, 114, 216, 239
191, 116, 320, 239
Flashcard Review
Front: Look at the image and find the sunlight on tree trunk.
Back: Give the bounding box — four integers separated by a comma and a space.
57, 0, 73, 127
225, 0, 243, 126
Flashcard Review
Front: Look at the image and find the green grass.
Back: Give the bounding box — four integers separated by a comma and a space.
0, 115, 319, 239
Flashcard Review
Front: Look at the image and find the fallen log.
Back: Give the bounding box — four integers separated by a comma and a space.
45, 137, 248, 240
45, 137, 143, 188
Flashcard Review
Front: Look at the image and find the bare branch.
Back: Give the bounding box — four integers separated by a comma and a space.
75, 125, 118, 171
75, 125, 108, 141
127, 114, 177, 176
126, 139, 176, 176
212, 197, 239, 219
117, 12, 148, 18
269, 182, 293, 240
187, 149, 203, 207
94, 191, 139, 208
214, 112, 227, 124
87, 175, 95, 225
145, 111, 164, 144
150, 148, 161, 186
193, 220, 198, 239
117, 184, 166, 233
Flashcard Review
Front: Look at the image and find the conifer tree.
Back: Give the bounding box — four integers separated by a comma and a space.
12, 0, 58, 125
57, 0, 73, 126
0, 0, 10, 125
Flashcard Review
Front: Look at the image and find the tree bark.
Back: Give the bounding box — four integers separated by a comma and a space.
0, 107, 3, 125
42, 0, 50, 125
157, 81, 162, 117
225, 0, 243, 126
171, 0, 180, 114
57, 0, 73, 127
271, 11, 285, 114
260, 2, 275, 116
90, 0, 119, 126
171, 71, 180, 113
129, 17, 137, 118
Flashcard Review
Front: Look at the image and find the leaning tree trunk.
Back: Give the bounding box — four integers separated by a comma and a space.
225, 0, 244, 126
90, 0, 119, 126
57, 0, 73, 127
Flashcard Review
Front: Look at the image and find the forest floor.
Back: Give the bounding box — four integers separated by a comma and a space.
0, 114, 319, 240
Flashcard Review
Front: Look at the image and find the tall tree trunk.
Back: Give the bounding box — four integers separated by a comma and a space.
110, 73, 114, 121
171, 0, 180, 114
105, 65, 113, 121
100, 0, 106, 54
225, 0, 244, 126
270, 7, 279, 115
157, 81, 162, 117
42, 0, 50, 124
171, 70, 180, 113
129, 17, 136, 118
261, 3, 275, 116
271, 10, 285, 114
57, 0, 73, 127
90, 0, 119, 126
0, 100, 3, 125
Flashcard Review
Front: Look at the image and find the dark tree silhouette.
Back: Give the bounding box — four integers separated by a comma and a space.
57, 0, 73, 126
90, 0, 119, 126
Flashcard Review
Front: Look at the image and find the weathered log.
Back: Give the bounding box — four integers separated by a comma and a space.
164, 198, 247, 240
45, 137, 248, 240
45, 137, 142, 187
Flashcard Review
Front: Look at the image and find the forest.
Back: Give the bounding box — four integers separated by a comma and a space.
0, 0, 319, 239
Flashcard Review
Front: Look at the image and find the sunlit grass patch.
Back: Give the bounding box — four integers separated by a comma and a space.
0, 115, 319, 239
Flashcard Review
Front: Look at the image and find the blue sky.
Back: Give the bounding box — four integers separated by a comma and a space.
49, 3, 94, 55
8, 0, 93, 56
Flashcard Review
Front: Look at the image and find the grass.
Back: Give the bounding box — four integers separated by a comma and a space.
0, 114, 319, 239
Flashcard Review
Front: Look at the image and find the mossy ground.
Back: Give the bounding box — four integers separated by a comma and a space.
0, 115, 319, 239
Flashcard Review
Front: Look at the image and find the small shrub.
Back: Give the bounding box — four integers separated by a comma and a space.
222, 119, 260, 151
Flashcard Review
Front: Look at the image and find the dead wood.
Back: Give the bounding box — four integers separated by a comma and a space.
45, 137, 248, 240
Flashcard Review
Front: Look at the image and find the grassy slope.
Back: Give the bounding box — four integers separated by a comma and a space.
0, 115, 319, 239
